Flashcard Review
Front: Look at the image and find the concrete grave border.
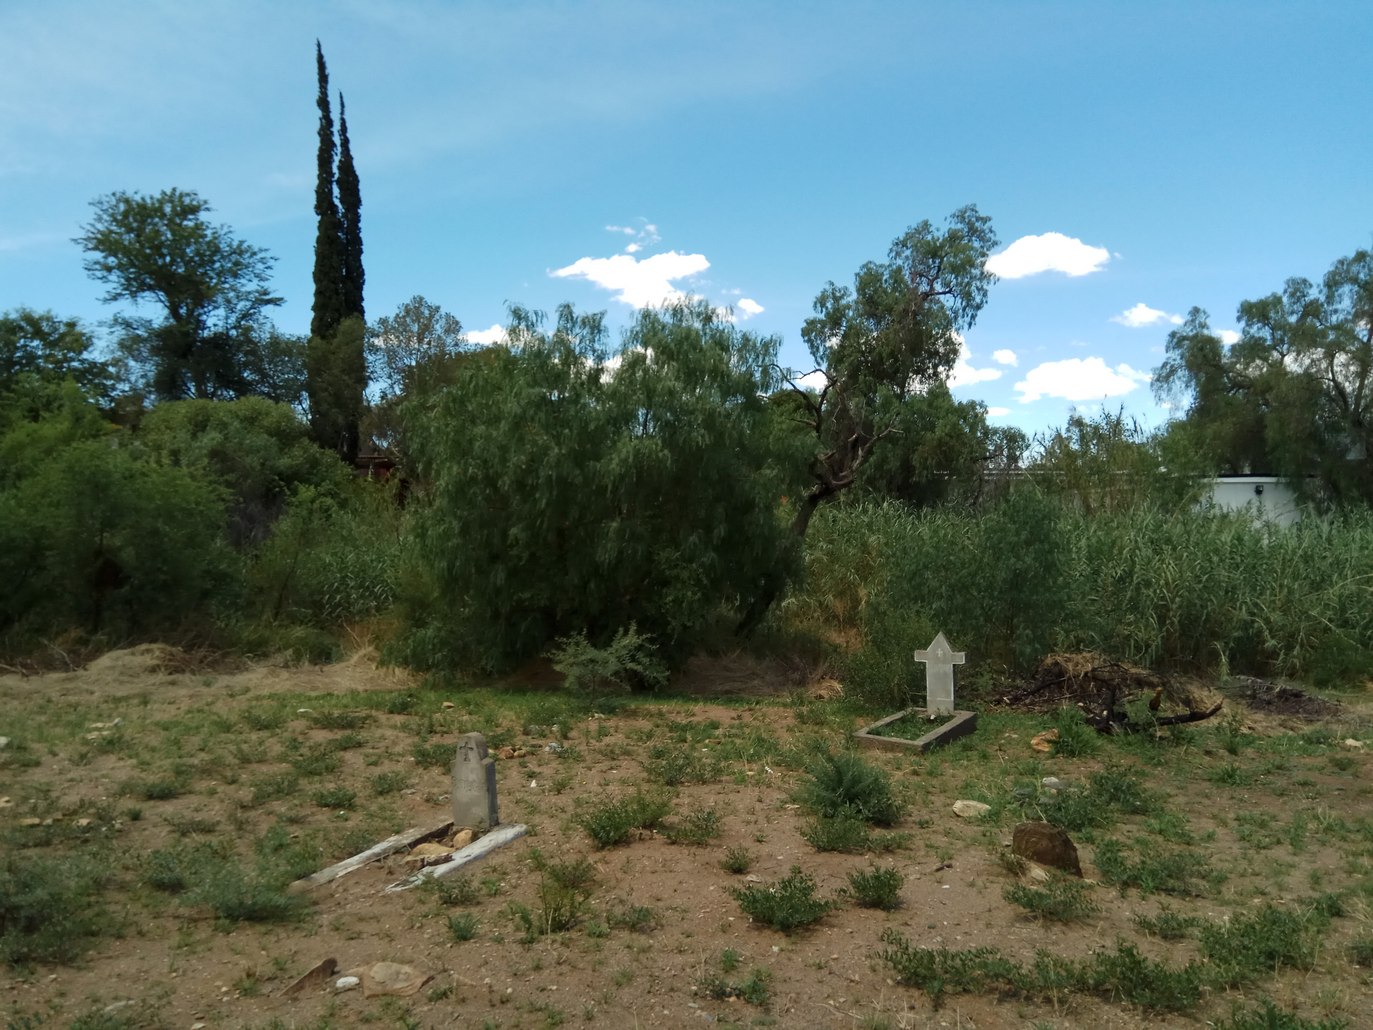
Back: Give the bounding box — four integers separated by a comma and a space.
855, 707, 978, 753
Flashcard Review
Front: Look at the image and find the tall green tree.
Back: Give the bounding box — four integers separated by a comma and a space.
364, 295, 466, 454
310, 41, 345, 341
787, 205, 998, 537
337, 95, 364, 322
402, 301, 799, 672
739, 206, 998, 632
75, 189, 281, 401
308, 43, 366, 463
0, 308, 115, 417
1154, 249, 1373, 506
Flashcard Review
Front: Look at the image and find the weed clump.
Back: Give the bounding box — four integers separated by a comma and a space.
575, 790, 673, 848
1198, 904, 1322, 986
846, 865, 904, 910
798, 750, 904, 825
729, 866, 838, 933
508, 851, 596, 939
0, 852, 113, 967
1004, 875, 1099, 923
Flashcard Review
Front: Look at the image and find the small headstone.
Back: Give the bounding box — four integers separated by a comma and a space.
914, 632, 965, 715
451, 732, 499, 831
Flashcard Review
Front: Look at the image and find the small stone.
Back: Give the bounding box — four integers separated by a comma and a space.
441, 701, 455, 709
544, 741, 565, 754
334, 976, 361, 992
1030, 729, 1059, 753
952, 800, 991, 819
19, 817, 41, 827
0, 797, 12, 808
1040, 776, 1065, 791
1340, 738, 1365, 750
450, 828, 476, 849
0, 737, 9, 749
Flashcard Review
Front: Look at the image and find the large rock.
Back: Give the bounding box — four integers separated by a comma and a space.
1012, 821, 1082, 877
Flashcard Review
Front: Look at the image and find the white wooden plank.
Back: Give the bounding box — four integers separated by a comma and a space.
288, 818, 455, 894
384, 823, 528, 893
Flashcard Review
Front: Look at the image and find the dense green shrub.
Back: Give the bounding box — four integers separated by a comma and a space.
398, 301, 801, 673
140, 396, 348, 546
0, 435, 234, 642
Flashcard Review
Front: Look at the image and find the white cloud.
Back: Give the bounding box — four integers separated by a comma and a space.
947, 341, 1003, 388
986, 406, 1011, 417
1014, 357, 1150, 403
467, 324, 507, 346
625, 242, 642, 254
606, 225, 636, 235
1218, 329, 1240, 345
551, 250, 711, 309
1112, 302, 1184, 328
737, 297, 764, 317
992, 348, 1018, 367
794, 368, 830, 392
986, 232, 1110, 279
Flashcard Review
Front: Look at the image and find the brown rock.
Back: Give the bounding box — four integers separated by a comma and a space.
450, 828, 476, 849
1012, 821, 1082, 877
348, 961, 431, 998
281, 958, 337, 997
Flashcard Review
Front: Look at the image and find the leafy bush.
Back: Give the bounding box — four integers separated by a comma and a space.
1004, 875, 1098, 922
798, 750, 903, 826
0, 852, 113, 967
1198, 904, 1322, 986
398, 301, 801, 673
729, 866, 838, 932
549, 624, 667, 695
1212, 1001, 1349, 1030
575, 790, 673, 848
846, 865, 905, 910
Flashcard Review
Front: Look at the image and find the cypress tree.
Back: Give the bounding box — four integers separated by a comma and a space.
337, 94, 364, 322
310, 41, 345, 341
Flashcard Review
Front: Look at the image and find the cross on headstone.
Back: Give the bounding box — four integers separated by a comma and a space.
914, 632, 965, 715
452, 732, 499, 831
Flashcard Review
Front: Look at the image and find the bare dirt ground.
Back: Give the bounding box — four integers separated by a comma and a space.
2, 647, 1372, 1029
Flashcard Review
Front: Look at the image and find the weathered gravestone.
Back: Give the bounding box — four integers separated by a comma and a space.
452, 732, 499, 831
914, 631, 965, 715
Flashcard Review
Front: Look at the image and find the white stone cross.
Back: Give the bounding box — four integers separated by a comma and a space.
914, 632, 965, 715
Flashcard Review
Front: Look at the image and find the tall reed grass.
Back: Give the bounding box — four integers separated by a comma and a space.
789, 497, 1373, 706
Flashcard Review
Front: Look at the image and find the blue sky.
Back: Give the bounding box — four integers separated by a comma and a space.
2, 0, 1368, 437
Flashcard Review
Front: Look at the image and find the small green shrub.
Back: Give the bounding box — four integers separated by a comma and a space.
1084, 941, 1203, 1012
575, 790, 673, 848
447, 912, 479, 942
549, 624, 668, 695
729, 866, 838, 933
798, 750, 903, 826
509, 851, 596, 939
1093, 838, 1215, 896
661, 807, 721, 846
1349, 936, 1373, 967
1211, 1001, 1349, 1030
247, 772, 299, 805
370, 770, 410, 796
0, 852, 113, 967
1133, 906, 1202, 941
1199, 904, 1322, 986
606, 903, 657, 932
721, 846, 753, 874
1004, 875, 1099, 923
846, 865, 904, 910
312, 786, 357, 810
801, 815, 872, 853
289, 743, 342, 777
1049, 708, 1100, 758
427, 875, 480, 907
411, 740, 454, 770
644, 746, 719, 786
307, 710, 370, 730
188, 863, 307, 924
697, 964, 771, 1006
